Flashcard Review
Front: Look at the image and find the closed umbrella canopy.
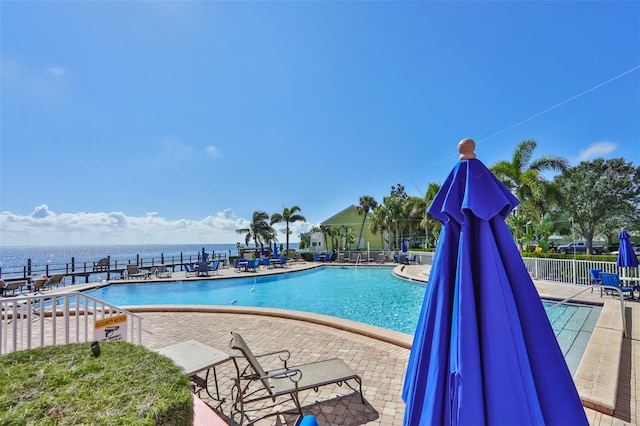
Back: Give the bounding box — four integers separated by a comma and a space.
402, 139, 587, 425
273, 243, 278, 258
617, 229, 639, 268
401, 239, 408, 253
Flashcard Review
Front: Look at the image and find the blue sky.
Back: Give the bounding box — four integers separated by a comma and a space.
1, 1, 638, 246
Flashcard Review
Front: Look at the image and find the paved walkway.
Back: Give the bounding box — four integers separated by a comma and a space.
45, 260, 640, 425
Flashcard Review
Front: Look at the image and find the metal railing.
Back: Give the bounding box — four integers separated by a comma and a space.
1, 292, 143, 355
521, 257, 623, 285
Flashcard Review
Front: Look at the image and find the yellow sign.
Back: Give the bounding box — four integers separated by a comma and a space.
95, 314, 127, 329
94, 314, 128, 341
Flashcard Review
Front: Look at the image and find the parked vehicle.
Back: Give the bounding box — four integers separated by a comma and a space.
610, 243, 640, 256
556, 241, 607, 255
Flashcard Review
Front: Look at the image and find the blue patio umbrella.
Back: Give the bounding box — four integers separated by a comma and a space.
260, 243, 265, 257
401, 238, 408, 253
273, 243, 278, 258
617, 228, 639, 268
402, 139, 587, 425
201, 247, 207, 263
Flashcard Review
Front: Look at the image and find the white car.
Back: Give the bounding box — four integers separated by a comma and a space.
610, 243, 640, 256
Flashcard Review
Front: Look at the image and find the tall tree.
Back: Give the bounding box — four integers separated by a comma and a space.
554, 158, 640, 252
404, 196, 425, 249
382, 184, 409, 251
356, 196, 378, 250
422, 182, 441, 248
369, 205, 389, 250
491, 139, 568, 219
236, 211, 274, 248
271, 206, 306, 256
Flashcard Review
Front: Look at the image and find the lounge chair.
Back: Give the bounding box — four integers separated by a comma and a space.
46, 273, 66, 288
599, 273, 634, 300
273, 257, 287, 268
337, 253, 345, 263
245, 258, 260, 272
2, 280, 27, 296
323, 253, 333, 262
154, 265, 172, 279
125, 264, 149, 280
262, 258, 273, 269
228, 332, 364, 425
375, 252, 386, 263
234, 258, 248, 272
31, 276, 49, 293
210, 260, 220, 276
589, 268, 607, 296
184, 263, 198, 277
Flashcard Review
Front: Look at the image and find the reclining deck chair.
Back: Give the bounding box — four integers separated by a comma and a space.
600, 273, 634, 300
228, 331, 364, 425
183, 263, 198, 277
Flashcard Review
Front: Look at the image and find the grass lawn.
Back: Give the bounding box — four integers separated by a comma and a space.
0, 341, 193, 425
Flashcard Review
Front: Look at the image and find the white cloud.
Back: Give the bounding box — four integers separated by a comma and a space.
205, 145, 221, 159
48, 67, 66, 77
0, 206, 258, 246
575, 141, 617, 163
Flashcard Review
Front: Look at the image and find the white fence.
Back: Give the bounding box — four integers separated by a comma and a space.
411, 251, 636, 286
521, 257, 635, 285
1, 292, 143, 355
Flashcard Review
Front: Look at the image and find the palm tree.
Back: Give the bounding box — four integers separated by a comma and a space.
491, 139, 568, 218
271, 206, 306, 256
370, 205, 389, 250
383, 195, 405, 251
236, 211, 274, 248
356, 196, 378, 250
422, 182, 441, 248
337, 225, 356, 250
319, 224, 332, 251
403, 196, 425, 249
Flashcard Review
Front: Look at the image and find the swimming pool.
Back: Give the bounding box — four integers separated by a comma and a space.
84, 266, 601, 369
86, 267, 426, 334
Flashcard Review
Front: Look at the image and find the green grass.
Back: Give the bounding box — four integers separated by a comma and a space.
0, 341, 193, 425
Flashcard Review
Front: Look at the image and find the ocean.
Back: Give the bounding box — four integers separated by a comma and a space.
0, 243, 299, 279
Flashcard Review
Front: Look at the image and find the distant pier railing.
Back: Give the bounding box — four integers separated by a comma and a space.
0, 251, 232, 285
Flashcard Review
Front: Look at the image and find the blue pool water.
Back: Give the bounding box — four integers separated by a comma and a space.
85, 267, 426, 334
84, 266, 601, 367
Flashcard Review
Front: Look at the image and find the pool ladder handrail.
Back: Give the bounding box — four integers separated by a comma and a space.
545, 284, 628, 338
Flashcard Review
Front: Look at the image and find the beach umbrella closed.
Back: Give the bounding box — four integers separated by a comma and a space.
273, 243, 278, 258
401, 238, 408, 253
617, 228, 639, 268
260, 243, 265, 257
402, 139, 587, 425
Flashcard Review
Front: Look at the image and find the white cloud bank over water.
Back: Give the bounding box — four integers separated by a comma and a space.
0, 205, 311, 246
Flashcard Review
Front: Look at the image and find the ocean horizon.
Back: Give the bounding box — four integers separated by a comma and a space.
0, 243, 300, 278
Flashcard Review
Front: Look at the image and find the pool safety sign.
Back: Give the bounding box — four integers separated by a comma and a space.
94, 314, 127, 341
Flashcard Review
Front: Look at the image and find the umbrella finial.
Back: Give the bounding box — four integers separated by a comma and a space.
458, 138, 476, 160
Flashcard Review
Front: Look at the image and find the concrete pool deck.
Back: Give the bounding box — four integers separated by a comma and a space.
60, 260, 638, 424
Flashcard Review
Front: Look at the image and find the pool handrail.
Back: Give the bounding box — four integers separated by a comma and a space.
545, 284, 627, 338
